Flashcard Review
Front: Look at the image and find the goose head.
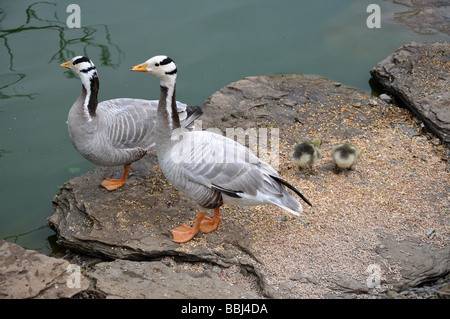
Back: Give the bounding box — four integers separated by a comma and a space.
311, 137, 322, 149
61, 56, 98, 87
131, 55, 177, 87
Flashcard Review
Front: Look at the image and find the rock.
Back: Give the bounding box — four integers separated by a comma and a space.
88, 259, 261, 299
0, 240, 89, 298
47, 73, 449, 298
0, 240, 263, 299
290, 270, 319, 284
227, 77, 288, 100
329, 274, 369, 294
375, 233, 450, 291
50, 73, 391, 265
383, 0, 450, 35
379, 94, 392, 103
200, 73, 393, 142
368, 99, 378, 106
48, 155, 256, 268
371, 42, 450, 146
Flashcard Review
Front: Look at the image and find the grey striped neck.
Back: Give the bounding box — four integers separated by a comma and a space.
81, 74, 99, 121
158, 82, 181, 132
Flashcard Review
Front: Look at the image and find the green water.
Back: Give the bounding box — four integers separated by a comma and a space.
0, 0, 448, 254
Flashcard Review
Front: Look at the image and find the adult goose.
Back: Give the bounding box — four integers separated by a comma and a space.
60, 56, 202, 190
131, 55, 312, 243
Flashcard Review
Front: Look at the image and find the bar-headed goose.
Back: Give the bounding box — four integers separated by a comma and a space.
331, 143, 360, 172
60, 56, 202, 190
131, 55, 312, 243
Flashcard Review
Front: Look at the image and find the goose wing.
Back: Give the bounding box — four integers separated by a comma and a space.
176, 131, 284, 199
98, 98, 189, 150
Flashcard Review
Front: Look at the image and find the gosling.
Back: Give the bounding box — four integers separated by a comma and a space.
291, 138, 322, 172
331, 143, 360, 172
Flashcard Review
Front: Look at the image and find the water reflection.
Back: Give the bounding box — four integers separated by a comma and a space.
0, 1, 124, 98
0, 149, 11, 158
3, 224, 48, 251
3, 225, 67, 255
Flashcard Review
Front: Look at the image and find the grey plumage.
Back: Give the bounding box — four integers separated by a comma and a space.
133, 56, 311, 215
61, 56, 202, 189
164, 130, 309, 214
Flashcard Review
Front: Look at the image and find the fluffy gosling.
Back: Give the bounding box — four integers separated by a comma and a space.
331, 143, 360, 172
291, 138, 322, 172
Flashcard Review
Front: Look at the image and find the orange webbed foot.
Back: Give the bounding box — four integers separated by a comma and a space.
200, 208, 221, 233
101, 165, 130, 191
170, 212, 207, 243
170, 225, 199, 243
101, 178, 126, 191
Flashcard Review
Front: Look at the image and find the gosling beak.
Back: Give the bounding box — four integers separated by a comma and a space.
60, 61, 70, 69
131, 62, 148, 72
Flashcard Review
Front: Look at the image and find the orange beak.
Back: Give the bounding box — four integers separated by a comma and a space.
60, 61, 70, 69
131, 62, 148, 72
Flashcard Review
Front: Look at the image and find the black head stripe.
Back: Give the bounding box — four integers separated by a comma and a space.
165, 68, 177, 75
160, 57, 173, 65
73, 57, 91, 65
80, 66, 97, 73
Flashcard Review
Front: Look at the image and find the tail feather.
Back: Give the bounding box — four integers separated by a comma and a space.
270, 175, 312, 207
275, 194, 303, 216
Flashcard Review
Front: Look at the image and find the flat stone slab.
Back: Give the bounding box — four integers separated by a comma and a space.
371, 41, 450, 145
383, 0, 450, 35
0, 240, 89, 299
375, 232, 450, 291
47, 73, 449, 298
88, 259, 262, 299
48, 155, 256, 268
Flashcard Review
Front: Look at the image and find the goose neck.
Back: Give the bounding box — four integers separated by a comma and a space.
79, 73, 99, 121
156, 79, 181, 142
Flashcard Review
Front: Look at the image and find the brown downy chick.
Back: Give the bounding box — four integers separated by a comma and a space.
291, 138, 322, 172
331, 143, 360, 172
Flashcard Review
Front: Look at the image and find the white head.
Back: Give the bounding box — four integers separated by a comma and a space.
61, 56, 99, 121
61, 56, 98, 88
131, 55, 177, 87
